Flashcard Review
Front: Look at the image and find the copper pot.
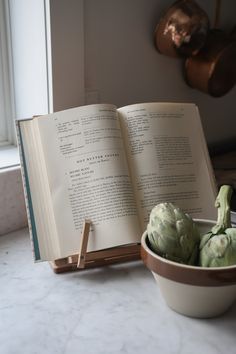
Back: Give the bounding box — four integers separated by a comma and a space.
184, 29, 236, 97
155, 0, 209, 57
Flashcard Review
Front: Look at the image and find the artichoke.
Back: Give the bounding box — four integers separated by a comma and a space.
199, 185, 236, 267
147, 202, 200, 265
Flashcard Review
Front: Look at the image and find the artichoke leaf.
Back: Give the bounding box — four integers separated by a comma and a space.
147, 202, 200, 265
199, 185, 236, 267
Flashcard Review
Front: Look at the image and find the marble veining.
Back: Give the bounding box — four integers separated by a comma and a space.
1, 228, 236, 354
0, 167, 27, 235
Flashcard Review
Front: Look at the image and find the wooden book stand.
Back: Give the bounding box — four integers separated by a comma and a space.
50, 220, 141, 273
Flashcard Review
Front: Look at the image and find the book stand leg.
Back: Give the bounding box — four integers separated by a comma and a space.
50, 220, 141, 274
68, 219, 91, 269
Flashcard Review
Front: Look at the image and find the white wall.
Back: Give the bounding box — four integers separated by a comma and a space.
50, 0, 84, 111
49, 0, 236, 145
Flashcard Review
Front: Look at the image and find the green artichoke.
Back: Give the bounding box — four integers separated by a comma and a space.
147, 202, 200, 265
199, 185, 236, 267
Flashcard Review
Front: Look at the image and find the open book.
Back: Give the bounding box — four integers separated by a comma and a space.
17, 102, 217, 262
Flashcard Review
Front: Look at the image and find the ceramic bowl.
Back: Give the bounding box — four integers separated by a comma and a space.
141, 219, 236, 318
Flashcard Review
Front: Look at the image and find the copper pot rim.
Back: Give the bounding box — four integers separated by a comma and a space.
184, 38, 236, 96
155, 0, 210, 57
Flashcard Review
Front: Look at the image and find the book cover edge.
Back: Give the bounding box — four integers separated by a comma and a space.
15, 120, 41, 261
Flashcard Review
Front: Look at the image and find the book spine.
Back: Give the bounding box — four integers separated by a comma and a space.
15, 120, 41, 261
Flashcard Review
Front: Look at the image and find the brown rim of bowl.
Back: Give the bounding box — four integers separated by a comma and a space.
141, 222, 236, 287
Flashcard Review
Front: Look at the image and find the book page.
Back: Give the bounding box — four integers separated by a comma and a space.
118, 102, 217, 231
34, 104, 141, 260
17, 120, 60, 261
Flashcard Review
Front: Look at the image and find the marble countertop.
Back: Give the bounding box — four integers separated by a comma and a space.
1, 228, 236, 354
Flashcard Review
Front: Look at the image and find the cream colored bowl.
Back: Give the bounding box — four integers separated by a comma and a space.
141, 219, 236, 318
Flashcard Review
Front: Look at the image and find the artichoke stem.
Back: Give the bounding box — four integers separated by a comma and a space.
211, 185, 233, 234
